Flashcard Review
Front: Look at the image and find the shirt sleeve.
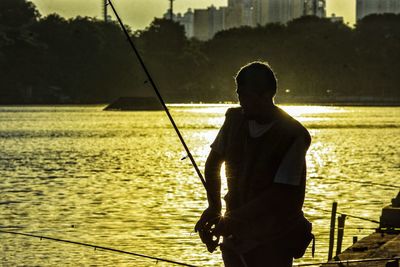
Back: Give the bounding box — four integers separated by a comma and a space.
210, 127, 225, 156
210, 109, 232, 156
273, 136, 308, 186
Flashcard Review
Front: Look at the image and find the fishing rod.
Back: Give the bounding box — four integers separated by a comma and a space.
106, 0, 208, 192
0, 230, 198, 267
107, 1, 222, 252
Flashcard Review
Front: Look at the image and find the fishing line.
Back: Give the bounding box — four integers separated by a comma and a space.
307, 206, 380, 224
0, 230, 198, 267
310, 176, 399, 190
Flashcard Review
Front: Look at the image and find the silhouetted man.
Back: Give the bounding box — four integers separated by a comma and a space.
195, 62, 313, 267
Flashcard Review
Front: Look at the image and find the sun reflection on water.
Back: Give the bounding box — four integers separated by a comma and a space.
280, 105, 345, 117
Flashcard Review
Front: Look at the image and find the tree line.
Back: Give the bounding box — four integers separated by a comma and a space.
1, 0, 400, 104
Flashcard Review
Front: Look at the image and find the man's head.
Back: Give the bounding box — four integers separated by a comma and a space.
235, 61, 277, 119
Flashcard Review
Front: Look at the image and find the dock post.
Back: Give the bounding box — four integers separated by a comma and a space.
336, 214, 346, 256
328, 201, 337, 260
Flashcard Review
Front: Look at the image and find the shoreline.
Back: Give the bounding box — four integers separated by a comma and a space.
0, 102, 400, 107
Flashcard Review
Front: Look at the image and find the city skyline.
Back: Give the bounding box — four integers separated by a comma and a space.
356, 0, 400, 20
31, 0, 356, 29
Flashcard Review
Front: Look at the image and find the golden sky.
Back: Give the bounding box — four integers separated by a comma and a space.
31, 0, 356, 29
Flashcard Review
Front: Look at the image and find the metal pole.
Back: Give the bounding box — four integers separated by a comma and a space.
169, 0, 174, 20
336, 214, 346, 256
103, 0, 108, 22
327, 201, 337, 260
106, 0, 208, 192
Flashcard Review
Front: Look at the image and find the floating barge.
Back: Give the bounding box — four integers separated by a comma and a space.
325, 192, 400, 267
104, 97, 163, 111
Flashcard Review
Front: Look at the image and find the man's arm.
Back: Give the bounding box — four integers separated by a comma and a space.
195, 149, 224, 233
204, 149, 224, 210
194, 150, 224, 252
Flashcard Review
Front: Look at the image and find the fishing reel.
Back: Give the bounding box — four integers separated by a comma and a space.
198, 218, 221, 253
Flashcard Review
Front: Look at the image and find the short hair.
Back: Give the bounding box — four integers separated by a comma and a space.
235, 61, 277, 96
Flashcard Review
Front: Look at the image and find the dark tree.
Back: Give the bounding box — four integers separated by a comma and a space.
1, 1, 400, 104
0, 0, 42, 103
0, 0, 39, 27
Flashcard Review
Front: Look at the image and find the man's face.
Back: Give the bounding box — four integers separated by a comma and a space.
237, 87, 269, 119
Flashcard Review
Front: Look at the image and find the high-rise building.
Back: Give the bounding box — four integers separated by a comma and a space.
228, 0, 244, 7
192, 0, 254, 40
177, 9, 194, 38
291, 0, 305, 19
193, 9, 209, 40
241, 0, 255, 26
253, 0, 325, 25
304, 0, 326, 17
193, 6, 225, 40
162, 0, 327, 40
163, 9, 194, 38
225, 5, 245, 28
225, 0, 255, 29
356, 0, 400, 20
210, 6, 226, 36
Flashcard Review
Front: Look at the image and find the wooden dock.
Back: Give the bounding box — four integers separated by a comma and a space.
325, 232, 400, 266
325, 191, 400, 267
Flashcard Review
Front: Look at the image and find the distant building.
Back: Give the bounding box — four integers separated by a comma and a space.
225, 5, 245, 29
277, 0, 303, 23
253, 0, 265, 25
193, 9, 209, 40
253, 0, 326, 25
193, 6, 225, 40
193, 0, 255, 39
163, 9, 194, 38
212, 7, 226, 34
224, 0, 254, 29
162, 0, 327, 40
356, 0, 400, 20
304, 0, 326, 18
177, 9, 194, 38
329, 13, 344, 23
238, 0, 255, 27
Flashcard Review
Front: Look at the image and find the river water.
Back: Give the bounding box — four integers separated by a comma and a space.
0, 105, 399, 266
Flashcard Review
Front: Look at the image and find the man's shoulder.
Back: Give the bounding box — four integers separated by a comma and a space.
277, 107, 311, 144
225, 107, 243, 117
223, 107, 245, 125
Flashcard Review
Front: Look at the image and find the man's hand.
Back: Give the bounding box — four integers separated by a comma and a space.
196, 149, 224, 252
195, 207, 221, 253
195, 206, 221, 232
212, 216, 233, 237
